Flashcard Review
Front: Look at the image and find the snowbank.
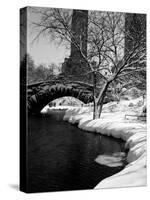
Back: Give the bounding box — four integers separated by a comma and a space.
63, 100, 147, 189
41, 105, 82, 113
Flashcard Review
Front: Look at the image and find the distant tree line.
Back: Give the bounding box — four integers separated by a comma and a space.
22, 54, 61, 84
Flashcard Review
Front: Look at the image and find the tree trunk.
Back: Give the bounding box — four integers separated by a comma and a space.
92, 74, 110, 119
93, 100, 100, 119
98, 94, 105, 118
97, 81, 110, 118
93, 72, 96, 119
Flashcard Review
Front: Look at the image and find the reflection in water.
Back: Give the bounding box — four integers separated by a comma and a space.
28, 109, 127, 193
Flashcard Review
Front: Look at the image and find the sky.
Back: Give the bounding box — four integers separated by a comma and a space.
27, 7, 70, 67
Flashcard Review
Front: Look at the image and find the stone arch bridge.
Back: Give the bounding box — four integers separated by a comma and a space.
27, 78, 95, 114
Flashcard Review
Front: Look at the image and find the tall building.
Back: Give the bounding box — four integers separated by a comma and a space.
62, 9, 88, 76
125, 13, 146, 90
125, 13, 146, 55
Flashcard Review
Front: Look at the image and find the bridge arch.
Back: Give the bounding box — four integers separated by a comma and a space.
28, 84, 93, 113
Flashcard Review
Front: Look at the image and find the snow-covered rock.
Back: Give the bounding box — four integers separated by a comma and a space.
63, 99, 146, 189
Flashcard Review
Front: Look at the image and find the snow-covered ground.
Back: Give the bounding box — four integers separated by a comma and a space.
63, 97, 147, 189
41, 105, 76, 113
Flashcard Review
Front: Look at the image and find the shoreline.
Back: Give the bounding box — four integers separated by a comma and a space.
62, 101, 146, 189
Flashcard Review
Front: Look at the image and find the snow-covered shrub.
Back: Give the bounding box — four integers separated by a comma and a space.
137, 100, 143, 107
129, 103, 134, 107
121, 95, 130, 101
123, 87, 142, 99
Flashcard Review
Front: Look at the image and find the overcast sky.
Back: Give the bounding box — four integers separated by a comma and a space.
27, 7, 70, 67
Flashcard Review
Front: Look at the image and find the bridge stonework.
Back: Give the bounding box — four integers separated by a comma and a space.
27, 81, 93, 114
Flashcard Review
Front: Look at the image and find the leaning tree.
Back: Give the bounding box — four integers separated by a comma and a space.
31, 8, 146, 119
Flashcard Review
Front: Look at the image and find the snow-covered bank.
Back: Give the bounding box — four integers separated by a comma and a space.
63, 99, 147, 188
41, 105, 79, 113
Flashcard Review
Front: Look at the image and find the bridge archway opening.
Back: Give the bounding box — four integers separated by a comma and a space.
49, 96, 85, 107
41, 96, 85, 114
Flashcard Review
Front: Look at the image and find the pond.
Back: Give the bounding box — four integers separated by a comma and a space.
28, 109, 127, 193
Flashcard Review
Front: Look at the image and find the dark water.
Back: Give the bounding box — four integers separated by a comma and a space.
28, 109, 127, 193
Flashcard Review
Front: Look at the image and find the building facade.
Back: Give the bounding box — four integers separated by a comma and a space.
62, 9, 88, 77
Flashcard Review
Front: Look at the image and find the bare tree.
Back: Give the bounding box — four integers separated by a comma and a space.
31, 8, 146, 119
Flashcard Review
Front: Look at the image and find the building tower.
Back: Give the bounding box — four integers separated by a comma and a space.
125, 13, 146, 55
62, 9, 88, 77
125, 13, 146, 90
